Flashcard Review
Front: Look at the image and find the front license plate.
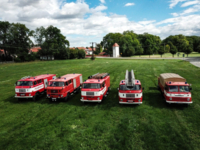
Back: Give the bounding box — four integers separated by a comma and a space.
20, 94, 25, 96
52, 98, 56, 100
128, 100, 133, 103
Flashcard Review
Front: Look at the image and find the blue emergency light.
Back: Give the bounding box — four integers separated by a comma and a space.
137, 80, 139, 83
185, 82, 187, 84
64, 78, 66, 80
98, 80, 100, 82
169, 82, 171, 84
122, 81, 123, 83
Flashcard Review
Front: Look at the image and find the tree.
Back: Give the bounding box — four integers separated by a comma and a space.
158, 45, 165, 57
0, 21, 10, 59
120, 35, 135, 56
135, 47, 144, 57
0, 21, 33, 61
102, 33, 122, 55
184, 45, 193, 57
197, 45, 200, 53
95, 43, 102, 55
168, 42, 177, 57
34, 25, 69, 60
165, 44, 170, 53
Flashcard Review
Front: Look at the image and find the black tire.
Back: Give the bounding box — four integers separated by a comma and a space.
32, 95, 36, 101
64, 93, 69, 102
49, 98, 52, 102
76, 87, 80, 93
108, 87, 111, 91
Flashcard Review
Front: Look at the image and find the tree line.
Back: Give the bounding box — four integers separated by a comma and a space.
0, 21, 86, 62
101, 31, 200, 57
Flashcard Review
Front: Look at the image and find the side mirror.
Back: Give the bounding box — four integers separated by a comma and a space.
189, 87, 192, 91
117, 88, 119, 90
142, 87, 144, 90
15, 82, 17, 86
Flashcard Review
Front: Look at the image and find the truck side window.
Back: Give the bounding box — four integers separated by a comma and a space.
69, 80, 71, 84
34, 81, 37, 85
66, 82, 68, 86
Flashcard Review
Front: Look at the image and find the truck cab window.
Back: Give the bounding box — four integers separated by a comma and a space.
66, 82, 68, 86
169, 86, 178, 92
34, 81, 37, 85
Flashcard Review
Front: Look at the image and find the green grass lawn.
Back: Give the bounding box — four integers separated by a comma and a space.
0, 59, 200, 150
132, 52, 200, 58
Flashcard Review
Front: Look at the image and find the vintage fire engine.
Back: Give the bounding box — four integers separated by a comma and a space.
80, 73, 110, 103
15, 74, 56, 101
158, 73, 192, 104
118, 70, 144, 104
46, 73, 82, 102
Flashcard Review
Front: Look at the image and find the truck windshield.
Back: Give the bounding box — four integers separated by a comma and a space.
48, 81, 64, 87
82, 83, 100, 89
169, 86, 178, 92
119, 85, 141, 90
179, 86, 189, 92
17, 81, 33, 86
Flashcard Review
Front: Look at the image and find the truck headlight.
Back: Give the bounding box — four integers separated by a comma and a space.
61, 95, 63, 97
120, 99, 123, 101
187, 98, 190, 101
138, 99, 141, 102
29, 94, 31, 96
170, 98, 172, 100
97, 97, 99, 100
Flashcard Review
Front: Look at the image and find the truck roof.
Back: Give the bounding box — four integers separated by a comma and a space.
159, 73, 186, 87
49, 74, 81, 82
18, 74, 55, 81
119, 80, 141, 85
84, 78, 105, 84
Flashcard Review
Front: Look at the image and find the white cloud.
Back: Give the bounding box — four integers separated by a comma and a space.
125, 3, 135, 6
171, 13, 179, 17
1, 0, 200, 47
181, 0, 199, 7
169, 0, 186, 8
99, 0, 105, 4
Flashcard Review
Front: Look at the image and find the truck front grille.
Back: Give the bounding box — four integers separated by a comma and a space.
86, 92, 94, 96
19, 89, 26, 93
126, 94, 135, 98
51, 90, 58, 93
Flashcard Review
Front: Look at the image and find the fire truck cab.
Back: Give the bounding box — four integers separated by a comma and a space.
158, 73, 192, 104
118, 70, 144, 104
80, 73, 110, 103
47, 73, 82, 102
15, 74, 56, 101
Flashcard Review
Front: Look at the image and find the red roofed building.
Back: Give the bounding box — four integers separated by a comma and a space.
0, 49, 5, 55
113, 43, 119, 47
29, 47, 41, 53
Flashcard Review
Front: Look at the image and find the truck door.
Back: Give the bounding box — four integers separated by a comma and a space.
73, 79, 77, 89
44, 79, 48, 88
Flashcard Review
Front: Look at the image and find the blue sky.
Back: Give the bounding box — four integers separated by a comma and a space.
0, 0, 200, 47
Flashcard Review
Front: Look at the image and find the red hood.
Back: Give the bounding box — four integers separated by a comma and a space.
15, 86, 32, 88
119, 90, 142, 93
46, 87, 64, 90
81, 88, 101, 92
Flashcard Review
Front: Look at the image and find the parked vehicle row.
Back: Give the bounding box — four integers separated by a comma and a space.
14, 71, 193, 105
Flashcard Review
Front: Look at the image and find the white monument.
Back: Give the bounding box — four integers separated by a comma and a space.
113, 43, 119, 57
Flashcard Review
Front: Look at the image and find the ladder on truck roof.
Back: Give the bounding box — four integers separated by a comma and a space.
125, 70, 135, 87
88, 73, 109, 79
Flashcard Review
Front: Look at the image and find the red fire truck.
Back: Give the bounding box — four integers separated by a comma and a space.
158, 73, 192, 104
15, 74, 56, 101
80, 73, 110, 103
46, 73, 82, 102
118, 70, 144, 104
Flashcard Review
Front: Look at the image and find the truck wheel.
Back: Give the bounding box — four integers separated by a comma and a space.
76, 87, 80, 93
108, 87, 111, 91
49, 98, 52, 102
64, 93, 69, 102
157, 85, 160, 90
32, 95, 36, 101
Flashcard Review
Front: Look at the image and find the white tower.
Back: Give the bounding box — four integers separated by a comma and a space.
113, 43, 119, 57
